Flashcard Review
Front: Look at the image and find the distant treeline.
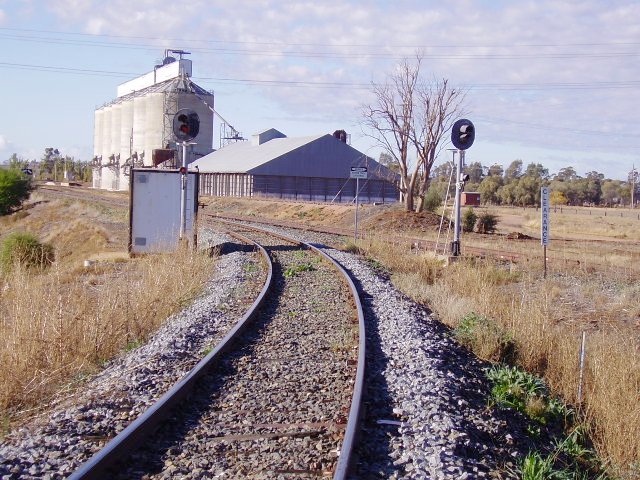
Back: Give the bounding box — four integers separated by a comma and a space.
428, 159, 637, 207
4, 150, 93, 183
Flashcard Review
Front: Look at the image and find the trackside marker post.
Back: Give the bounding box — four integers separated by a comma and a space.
350, 166, 367, 241
541, 186, 550, 278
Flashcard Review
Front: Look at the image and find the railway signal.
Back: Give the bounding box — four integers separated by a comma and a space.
451, 119, 475, 150
450, 119, 475, 257
173, 109, 200, 142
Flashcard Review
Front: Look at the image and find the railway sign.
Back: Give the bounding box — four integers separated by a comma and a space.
541, 186, 550, 246
350, 166, 368, 179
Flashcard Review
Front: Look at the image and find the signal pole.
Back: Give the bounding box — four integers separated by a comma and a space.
172, 108, 200, 243
452, 149, 464, 256
179, 141, 196, 240
449, 119, 475, 256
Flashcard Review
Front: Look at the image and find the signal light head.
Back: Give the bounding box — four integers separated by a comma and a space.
173, 109, 200, 142
451, 119, 475, 150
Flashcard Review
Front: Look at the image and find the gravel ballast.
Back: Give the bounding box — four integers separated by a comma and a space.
1, 224, 543, 479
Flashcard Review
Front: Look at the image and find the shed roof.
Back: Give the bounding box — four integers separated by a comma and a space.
191, 133, 397, 181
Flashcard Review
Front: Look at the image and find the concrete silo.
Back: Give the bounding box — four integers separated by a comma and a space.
92, 108, 104, 188
119, 99, 134, 191
92, 51, 215, 190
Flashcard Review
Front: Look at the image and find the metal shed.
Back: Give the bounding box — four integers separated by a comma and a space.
191, 130, 399, 203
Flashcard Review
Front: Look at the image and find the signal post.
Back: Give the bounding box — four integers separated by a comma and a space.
173, 109, 200, 241
450, 119, 475, 257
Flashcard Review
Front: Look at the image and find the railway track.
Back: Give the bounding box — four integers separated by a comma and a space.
68, 221, 364, 479
3, 187, 573, 478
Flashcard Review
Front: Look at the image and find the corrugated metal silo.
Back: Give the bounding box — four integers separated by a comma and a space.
120, 100, 133, 159
110, 103, 122, 190
178, 92, 214, 160
132, 95, 148, 165
111, 102, 122, 155
100, 105, 113, 190
144, 93, 165, 166
93, 54, 216, 190
118, 100, 134, 190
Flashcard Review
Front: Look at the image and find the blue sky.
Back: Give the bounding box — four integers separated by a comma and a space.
0, 0, 639, 180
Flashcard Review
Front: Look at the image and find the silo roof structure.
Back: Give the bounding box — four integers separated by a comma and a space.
98, 75, 213, 109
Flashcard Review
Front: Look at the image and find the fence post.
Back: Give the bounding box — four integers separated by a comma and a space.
577, 331, 587, 404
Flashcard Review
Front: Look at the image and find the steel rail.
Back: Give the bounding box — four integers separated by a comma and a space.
213, 219, 366, 480
69, 231, 272, 480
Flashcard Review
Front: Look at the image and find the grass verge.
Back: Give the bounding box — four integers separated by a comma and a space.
349, 237, 640, 479
0, 244, 216, 420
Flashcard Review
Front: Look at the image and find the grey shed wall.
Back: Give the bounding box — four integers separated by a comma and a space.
196, 133, 399, 203
199, 173, 398, 203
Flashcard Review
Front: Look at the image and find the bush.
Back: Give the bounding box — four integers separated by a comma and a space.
0, 232, 54, 272
423, 185, 443, 212
0, 169, 33, 216
454, 312, 515, 362
476, 212, 498, 234
462, 207, 477, 232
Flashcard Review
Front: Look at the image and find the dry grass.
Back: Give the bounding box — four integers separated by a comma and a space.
0, 194, 216, 421
352, 237, 639, 477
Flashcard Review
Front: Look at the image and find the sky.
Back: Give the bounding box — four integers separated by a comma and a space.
0, 0, 638, 181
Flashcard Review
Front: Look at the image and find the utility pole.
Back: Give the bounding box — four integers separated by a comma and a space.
630, 164, 637, 209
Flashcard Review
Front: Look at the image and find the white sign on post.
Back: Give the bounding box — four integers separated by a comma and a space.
541, 186, 550, 246
350, 166, 368, 179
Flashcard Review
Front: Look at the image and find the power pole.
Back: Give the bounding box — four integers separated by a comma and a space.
630, 165, 637, 208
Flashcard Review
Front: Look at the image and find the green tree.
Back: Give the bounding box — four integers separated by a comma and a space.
497, 181, 517, 205
554, 166, 578, 181
550, 190, 568, 205
464, 161, 484, 184
378, 152, 400, 174
584, 171, 603, 205
504, 159, 523, 182
524, 163, 549, 180
431, 161, 453, 181
423, 184, 443, 212
513, 175, 542, 206
601, 180, 624, 206
487, 164, 504, 177
478, 175, 503, 204
6, 153, 29, 170
0, 168, 33, 215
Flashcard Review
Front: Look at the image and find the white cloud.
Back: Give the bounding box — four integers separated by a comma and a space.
0, 134, 7, 150
0, 8, 6, 25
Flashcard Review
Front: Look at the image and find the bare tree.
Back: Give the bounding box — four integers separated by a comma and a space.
362, 58, 420, 211
362, 55, 465, 212
411, 78, 466, 212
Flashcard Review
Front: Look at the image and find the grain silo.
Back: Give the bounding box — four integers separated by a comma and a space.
92, 50, 215, 190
